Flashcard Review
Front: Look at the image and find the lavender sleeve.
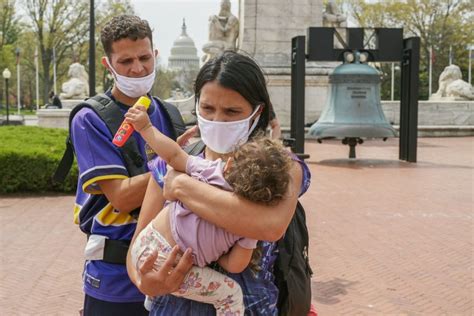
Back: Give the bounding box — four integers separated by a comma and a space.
237, 237, 258, 249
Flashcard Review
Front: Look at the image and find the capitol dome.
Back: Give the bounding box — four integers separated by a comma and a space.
168, 19, 200, 70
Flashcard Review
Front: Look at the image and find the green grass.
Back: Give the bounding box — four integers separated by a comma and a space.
0, 108, 37, 116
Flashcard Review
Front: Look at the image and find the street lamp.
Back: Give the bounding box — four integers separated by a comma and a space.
15, 47, 21, 115
3, 68, 11, 125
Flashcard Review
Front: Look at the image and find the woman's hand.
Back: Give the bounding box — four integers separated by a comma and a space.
136, 246, 193, 296
162, 168, 189, 201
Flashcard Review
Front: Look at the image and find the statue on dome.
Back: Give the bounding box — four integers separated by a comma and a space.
202, 0, 239, 63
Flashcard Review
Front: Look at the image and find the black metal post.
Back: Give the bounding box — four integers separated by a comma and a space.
290, 36, 309, 159
5, 78, 9, 125
399, 37, 420, 162
89, 0, 96, 97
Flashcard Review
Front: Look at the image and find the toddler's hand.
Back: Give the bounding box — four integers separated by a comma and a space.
124, 106, 152, 132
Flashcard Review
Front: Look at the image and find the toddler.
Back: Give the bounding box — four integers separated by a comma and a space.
125, 104, 292, 315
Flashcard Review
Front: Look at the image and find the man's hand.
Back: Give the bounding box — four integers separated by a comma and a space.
137, 246, 193, 296
177, 125, 198, 147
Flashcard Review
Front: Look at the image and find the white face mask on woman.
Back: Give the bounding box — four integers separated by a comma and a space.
105, 57, 156, 98
196, 103, 261, 154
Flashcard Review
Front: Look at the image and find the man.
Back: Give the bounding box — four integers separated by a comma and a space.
71, 15, 192, 315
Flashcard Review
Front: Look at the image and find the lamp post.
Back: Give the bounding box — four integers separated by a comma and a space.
3, 68, 11, 125
15, 48, 21, 115
89, 0, 96, 96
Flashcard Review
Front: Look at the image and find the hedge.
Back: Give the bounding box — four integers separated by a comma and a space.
0, 126, 78, 194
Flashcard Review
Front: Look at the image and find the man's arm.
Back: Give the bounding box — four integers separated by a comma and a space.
163, 161, 302, 241
97, 173, 150, 213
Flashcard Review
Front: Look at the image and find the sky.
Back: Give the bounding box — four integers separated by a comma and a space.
131, 0, 239, 67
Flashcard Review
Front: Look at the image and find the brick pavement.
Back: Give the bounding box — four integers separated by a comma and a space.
0, 137, 472, 315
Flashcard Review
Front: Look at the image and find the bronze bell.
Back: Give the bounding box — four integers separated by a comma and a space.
308, 51, 396, 158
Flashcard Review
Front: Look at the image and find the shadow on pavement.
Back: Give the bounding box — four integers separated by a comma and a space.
312, 278, 359, 305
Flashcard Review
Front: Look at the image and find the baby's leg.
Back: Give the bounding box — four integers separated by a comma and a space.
174, 266, 244, 316
130, 221, 174, 311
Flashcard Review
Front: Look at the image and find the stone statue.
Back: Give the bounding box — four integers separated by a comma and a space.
323, 0, 347, 28
431, 64, 474, 101
60, 62, 89, 100
202, 0, 239, 63
323, 0, 347, 49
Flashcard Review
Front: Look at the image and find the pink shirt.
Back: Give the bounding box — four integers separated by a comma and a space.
169, 155, 257, 267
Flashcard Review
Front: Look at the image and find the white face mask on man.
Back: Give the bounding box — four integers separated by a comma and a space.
196, 103, 261, 154
105, 57, 156, 98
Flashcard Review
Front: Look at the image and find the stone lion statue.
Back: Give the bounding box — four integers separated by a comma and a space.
431, 64, 474, 101
60, 62, 89, 100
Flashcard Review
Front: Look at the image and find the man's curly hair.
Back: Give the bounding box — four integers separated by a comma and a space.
100, 15, 153, 58
225, 136, 292, 205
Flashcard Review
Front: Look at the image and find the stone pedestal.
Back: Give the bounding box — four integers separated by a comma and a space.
37, 109, 71, 129
61, 99, 83, 109
239, 0, 332, 126
381, 100, 474, 126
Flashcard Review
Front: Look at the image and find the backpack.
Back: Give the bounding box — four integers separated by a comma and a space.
53, 93, 186, 183
184, 140, 313, 316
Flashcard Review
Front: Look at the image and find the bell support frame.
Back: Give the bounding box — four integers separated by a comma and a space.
290, 27, 420, 162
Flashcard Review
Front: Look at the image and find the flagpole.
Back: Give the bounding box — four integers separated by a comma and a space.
429, 46, 432, 98
468, 45, 473, 85
53, 46, 57, 95
449, 46, 452, 65
35, 47, 39, 111
391, 63, 394, 101
16, 48, 21, 115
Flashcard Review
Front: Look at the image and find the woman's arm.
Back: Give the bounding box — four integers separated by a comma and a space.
163, 161, 303, 241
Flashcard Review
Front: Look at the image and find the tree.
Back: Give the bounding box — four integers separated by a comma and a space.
22, 0, 90, 104
1, 0, 23, 107
347, 0, 473, 100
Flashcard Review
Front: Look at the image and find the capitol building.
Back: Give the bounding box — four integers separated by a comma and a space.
168, 19, 200, 71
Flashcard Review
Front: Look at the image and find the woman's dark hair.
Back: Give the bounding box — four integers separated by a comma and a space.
194, 51, 271, 137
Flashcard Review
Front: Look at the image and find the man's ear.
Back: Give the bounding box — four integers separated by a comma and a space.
101, 56, 109, 68
154, 49, 159, 58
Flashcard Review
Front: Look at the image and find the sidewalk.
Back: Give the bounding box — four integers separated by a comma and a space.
1, 137, 473, 315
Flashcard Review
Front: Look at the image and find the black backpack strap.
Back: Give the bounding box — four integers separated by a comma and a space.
53, 94, 146, 183
52, 135, 75, 183
184, 140, 206, 156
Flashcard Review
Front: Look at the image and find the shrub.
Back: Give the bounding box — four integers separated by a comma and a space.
0, 126, 77, 194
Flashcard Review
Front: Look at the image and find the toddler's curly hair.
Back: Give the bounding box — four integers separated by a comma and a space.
224, 136, 292, 205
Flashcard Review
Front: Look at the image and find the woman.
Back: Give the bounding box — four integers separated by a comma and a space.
127, 51, 311, 315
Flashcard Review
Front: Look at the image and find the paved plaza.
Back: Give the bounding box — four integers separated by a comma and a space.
0, 137, 472, 315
